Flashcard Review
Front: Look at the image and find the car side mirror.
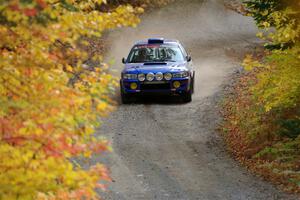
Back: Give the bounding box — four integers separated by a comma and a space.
187, 55, 192, 62
122, 57, 126, 64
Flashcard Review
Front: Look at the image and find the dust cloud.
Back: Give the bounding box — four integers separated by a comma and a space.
104, 0, 257, 97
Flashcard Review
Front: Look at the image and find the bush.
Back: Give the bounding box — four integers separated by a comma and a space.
0, 0, 142, 199
279, 118, 300, 139
222, 0, 300, 193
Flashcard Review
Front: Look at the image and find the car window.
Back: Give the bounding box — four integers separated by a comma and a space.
127, 44, 185, 63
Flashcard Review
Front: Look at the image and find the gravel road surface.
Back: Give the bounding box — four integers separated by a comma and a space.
94, 0, 299, 199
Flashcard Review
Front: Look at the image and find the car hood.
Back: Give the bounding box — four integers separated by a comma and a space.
123, 62, 188, 74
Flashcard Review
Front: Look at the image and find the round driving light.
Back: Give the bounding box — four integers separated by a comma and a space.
173, 81, 181, 88
155, 72, 163, 81
138, 74, 145, 81
130, 82, 138, 90
146, 72, 155, 81
164, 73, 172, 81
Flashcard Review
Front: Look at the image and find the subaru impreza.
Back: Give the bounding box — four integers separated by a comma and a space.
120, 38, 195, 103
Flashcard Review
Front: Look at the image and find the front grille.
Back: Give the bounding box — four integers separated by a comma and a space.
140, 83, 171, 90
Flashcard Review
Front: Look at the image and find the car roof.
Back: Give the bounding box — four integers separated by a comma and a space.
134, 38, 180, 46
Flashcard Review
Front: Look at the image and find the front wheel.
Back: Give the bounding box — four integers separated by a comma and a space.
191, 71, 195, 94
121, 92, 131, 104
120, 81, 131, 104
182, 91, 192, 103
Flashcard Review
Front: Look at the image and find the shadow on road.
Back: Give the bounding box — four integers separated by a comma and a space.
116, 94, 188, 105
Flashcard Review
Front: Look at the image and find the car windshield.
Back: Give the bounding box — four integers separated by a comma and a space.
127, 44, 185, 63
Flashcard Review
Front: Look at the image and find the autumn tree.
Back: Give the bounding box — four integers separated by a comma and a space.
222, 0, 300, 192
243, 0, 300, 129
0, 0, 142, 199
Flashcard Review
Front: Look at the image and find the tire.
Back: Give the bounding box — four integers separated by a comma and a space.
191, 71, 195, 94
120, 81, 131, 104
182, 91, 192, 103
121, 92, 131, 104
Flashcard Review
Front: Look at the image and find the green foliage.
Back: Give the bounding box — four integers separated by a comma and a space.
244, 0, 300, 49
244, 0, 280, 26
279, 117, 300, 139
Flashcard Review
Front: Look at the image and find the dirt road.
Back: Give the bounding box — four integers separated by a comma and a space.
95, 0, 298, 199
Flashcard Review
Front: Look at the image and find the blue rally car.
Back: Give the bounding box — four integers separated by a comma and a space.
120, 38, 195, 103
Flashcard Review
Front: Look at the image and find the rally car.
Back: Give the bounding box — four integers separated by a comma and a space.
120, 38, 195, 104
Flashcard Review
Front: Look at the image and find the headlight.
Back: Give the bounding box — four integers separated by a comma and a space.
123, 73, 137, 80
138, 74, 146, 81
146, 72, 155, 81
164, 73, 172, 81
172, 71, 189, 78
155, 72, 163, 81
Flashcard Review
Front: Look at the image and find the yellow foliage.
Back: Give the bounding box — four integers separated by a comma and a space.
243, 0, 300, 112
0, 0, 142, 199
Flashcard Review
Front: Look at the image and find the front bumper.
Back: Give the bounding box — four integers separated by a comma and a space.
120, 78, 191, 95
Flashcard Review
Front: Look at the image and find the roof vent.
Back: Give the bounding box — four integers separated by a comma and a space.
144, 62, 167, 65
148, 38, 164, 44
